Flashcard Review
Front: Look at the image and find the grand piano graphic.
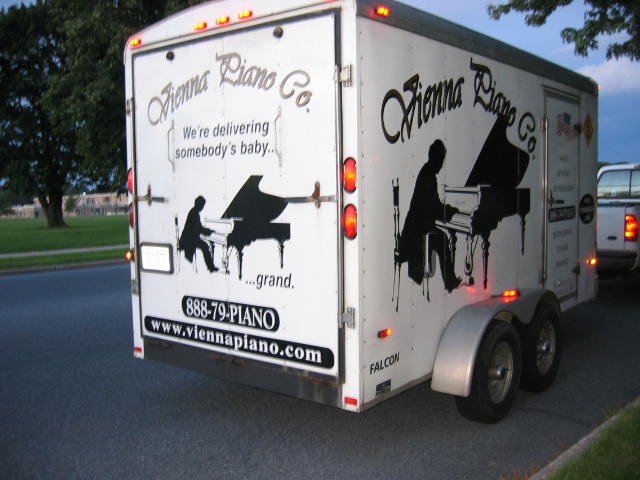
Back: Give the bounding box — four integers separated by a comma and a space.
393, 117, 530, 306
178, 175, 291, 279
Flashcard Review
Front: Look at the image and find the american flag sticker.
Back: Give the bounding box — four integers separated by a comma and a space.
556, 112, 571, 136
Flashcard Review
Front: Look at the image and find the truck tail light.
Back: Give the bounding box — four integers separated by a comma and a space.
129, 203, 135, 227
342, 157, 357, 192
343, 204, 357, 239
625, 215, 638, 241
127, 168, 134, 193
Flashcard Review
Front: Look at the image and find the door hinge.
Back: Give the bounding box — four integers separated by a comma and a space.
339, 307, 355, 328
126, 98, 134, 116
336, 65, 353, 87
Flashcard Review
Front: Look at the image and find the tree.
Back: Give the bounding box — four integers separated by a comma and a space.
488, 0, 640, 61
43, 0, 201, 194
0, 1, 79, 227
0, 0, 200, 228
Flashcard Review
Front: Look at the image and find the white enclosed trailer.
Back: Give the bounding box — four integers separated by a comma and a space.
125, 0, 598, 422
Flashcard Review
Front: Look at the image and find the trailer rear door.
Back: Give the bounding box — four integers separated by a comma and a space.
131, 13, 340, 377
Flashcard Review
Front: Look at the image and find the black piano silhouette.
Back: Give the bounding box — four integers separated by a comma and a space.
204, 175, 290, 280
435, 117, 531, 288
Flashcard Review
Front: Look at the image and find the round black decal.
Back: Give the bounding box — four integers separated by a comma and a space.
579, 194, 595, 224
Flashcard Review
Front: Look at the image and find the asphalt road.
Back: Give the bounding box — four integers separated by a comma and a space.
1, 265, 639, 479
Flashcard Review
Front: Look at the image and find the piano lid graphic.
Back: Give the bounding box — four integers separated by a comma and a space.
177, 176, 291, 279
393, 117, 531, 310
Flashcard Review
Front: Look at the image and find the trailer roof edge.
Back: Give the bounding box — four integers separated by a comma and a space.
356, 0, 598, 96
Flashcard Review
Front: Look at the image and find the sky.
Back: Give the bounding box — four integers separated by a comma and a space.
1, 0, 638, 164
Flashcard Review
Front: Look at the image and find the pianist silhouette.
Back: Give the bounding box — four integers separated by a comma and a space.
396, 139, 461, 292
179, 196, 218, 272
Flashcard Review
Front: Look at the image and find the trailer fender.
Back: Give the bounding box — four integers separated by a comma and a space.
431, 289, 555, 397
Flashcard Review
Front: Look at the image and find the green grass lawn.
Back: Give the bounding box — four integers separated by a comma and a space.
551, 403, 640, 480
0, 215, 129, 254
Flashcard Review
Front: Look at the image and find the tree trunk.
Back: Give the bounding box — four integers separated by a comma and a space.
39, 192, 67, 228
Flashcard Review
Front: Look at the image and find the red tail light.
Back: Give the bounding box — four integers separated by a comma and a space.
625, 215, 638, 241
343, 204, 357, 239
129, 203, 135, 227
342, 157, 357, 193
127, 168, 134, 193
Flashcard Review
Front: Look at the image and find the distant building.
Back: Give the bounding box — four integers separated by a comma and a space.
2, 192, 127, 218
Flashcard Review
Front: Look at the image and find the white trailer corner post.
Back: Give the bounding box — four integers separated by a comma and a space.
124, 0, 598, 423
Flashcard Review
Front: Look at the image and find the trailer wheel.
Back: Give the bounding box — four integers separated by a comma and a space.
520, 302, 562, 392
455, 320, 522, 423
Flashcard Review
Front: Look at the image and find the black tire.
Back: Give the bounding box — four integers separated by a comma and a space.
520, 302, 562, 393
455, 320, 522, 423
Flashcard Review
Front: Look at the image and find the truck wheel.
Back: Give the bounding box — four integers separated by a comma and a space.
520, 302, 562, 392
455, 320, 522, 423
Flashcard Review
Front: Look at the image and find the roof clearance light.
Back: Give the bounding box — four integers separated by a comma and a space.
502, 289, 521, 298
343, 157, 357, 193
194, 21, 207, 32
625, 214, 638, 241
129, 37, 142, 49
216, 16, 230, 25
125, 249, 135, 262
375, 6, 390, 17
343, 204, 357, 239
238, 10, 253, 20
377, 328, 393, 339
344, 397, 358, 406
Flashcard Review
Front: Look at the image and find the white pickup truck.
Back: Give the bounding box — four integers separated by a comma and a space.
597, 164, 640, 273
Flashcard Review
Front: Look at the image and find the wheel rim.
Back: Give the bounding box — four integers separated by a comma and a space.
488, 341, 514, 404
536, 319, 556, 375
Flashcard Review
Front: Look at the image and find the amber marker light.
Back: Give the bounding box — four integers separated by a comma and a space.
216, 16, 230, 25
194, 21, 207, 32
377, 328, 393, 339
125, 249, 135, 262
129, 37, 142, 48
238, 10, 253, 20
375, 5, 390, 17
587, 257, 598, 266
502, 289, 520, 298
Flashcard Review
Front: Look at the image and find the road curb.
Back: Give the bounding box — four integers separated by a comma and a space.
0, 258, 127, 276
531, 395, 640, 479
